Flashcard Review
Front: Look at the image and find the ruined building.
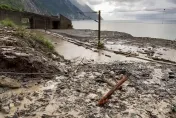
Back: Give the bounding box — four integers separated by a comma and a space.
0, 8, 72, 29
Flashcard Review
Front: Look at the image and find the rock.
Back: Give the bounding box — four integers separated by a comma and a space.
42, 114, 56, 118
18, 95, 24, 101
9, 103, 14, 108
87, 93, 98, 100
169, 75, 175, 79
26, 96, 33, 101
105, 54, 111, 58
33, 91, 39, 97
169, 72, 174, 75
94, 72, 102, 77
0, 76, 21, 88
110, 71, 115, 76
14, 101, 21, 107
1, 106, 10, 114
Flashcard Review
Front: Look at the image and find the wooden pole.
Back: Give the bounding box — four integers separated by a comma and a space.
98, 10, 101, 47
98, 75, 128, 106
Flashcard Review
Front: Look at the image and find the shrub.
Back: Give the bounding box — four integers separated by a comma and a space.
1, 19, 54, 51
97, 42, 104, 49
14, 27, 54, 51
30, 33, 54, 51
0, 19, 16, 28
0, 4, 24, 11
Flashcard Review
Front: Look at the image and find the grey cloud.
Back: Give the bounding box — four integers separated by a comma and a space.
77, 0, 176, 20
168, 0, 176, 4
87, 0, 103, 5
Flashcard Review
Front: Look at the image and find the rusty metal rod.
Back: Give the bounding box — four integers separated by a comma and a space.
97, 75, 128, 106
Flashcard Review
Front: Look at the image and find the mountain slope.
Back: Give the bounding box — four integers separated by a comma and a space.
69, 0, 99, 20
0, 0, 97, 20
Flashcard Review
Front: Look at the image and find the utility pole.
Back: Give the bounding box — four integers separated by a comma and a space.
98, 10, 101, 47
162, 9, 166, 24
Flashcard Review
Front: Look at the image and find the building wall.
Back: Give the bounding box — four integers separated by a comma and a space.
0, 9, 72, 29
0, 9, 22, 25
60, 14, 72, 29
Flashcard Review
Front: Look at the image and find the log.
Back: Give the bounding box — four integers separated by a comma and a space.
97, 75, 128, 106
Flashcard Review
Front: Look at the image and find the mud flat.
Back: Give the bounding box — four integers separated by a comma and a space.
0, 27, 176, 118
51, 29, 176, 64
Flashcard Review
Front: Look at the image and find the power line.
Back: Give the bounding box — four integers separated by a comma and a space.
79, 8, 176, 14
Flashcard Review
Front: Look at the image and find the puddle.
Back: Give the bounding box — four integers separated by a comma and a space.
55, 40, 145, 63
39, 31, 146, 63
154, 48, 176, 62
105, 43, 139, 53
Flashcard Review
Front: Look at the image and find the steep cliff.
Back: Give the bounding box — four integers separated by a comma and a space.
0, 0, 98, 20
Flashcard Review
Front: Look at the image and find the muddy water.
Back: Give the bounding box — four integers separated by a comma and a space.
39, 31, 146, 63
105, 41, 176, 63
54, 39, 144, 62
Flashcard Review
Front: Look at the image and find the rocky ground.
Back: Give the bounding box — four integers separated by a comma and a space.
0, 28, 176, 118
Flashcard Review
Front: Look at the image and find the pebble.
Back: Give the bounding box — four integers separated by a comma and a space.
110, 71, 115, 76
14, 101, 21, 107
169, 75, 175, 79
1, 106, 10, 114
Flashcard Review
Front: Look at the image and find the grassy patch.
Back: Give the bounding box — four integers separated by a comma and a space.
14, 27, 54, 51
0, 4, 24, 11
97, 42, 105, 49
30, 32, 54, 51
0, 19, 17, 28
0, 19, 54, 51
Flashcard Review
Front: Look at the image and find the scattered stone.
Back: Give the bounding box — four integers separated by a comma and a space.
110, 71, 115, 77
42, 114, 57, 118
87, 93, 98, 100
26, 96, 33, 101
94, 72, 101, 77
14, 101, 21, 107
0, 76, 21, 89
9, 103, 14, 108
169, 75, 175, 79
18, 94, 24, 101
105, 54, 111, 58
1, 106, 10, 114
33, 91, 40, 97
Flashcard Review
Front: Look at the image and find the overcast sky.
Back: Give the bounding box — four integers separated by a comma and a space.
77, 0, 176, 20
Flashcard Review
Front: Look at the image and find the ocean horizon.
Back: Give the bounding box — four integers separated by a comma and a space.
72, 20, 176, 40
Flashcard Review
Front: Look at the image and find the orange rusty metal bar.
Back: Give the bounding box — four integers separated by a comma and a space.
97, 75, 128, 106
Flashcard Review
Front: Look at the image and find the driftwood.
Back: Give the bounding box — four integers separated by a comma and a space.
97, 75, 128, 106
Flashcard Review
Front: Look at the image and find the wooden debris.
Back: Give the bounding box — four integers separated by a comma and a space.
97, 75, 128, 106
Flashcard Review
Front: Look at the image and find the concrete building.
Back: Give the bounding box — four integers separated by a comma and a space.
0, 8, 72, 29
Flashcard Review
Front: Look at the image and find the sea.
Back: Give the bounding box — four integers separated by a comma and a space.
72, 20, 176, 40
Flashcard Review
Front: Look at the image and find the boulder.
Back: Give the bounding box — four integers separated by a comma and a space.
1, 106, 10, 114
0, 76, 21, 88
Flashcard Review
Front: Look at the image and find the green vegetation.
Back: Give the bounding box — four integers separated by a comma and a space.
15, 27, 54, 51
0, 4, 24, 12
97, 42, 104, 49
30, 32, 54, 51
0, 0, 24, 11
0, 19, 17, 28
0, 19, 54, 51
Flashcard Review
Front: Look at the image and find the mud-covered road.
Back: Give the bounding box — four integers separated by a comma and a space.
0, 28, 176, 118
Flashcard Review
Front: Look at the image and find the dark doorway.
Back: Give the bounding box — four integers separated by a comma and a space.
29, 18, 34, 29
52, 21, 60, 29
